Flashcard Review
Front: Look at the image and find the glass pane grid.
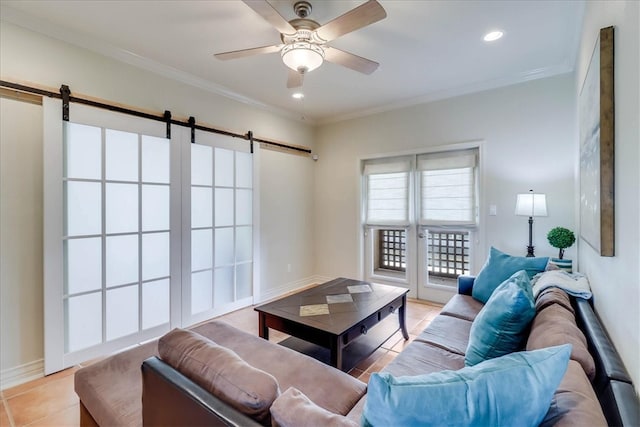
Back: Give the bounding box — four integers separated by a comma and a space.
63, 124, 171, 352
189, 144, 253, 315
426, 230, 470, 278
377, 229, 406, 272
191, 145, 215, 316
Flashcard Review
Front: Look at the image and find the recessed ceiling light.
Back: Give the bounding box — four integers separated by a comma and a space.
483, 31, 504, 42
292, 92, 304, 99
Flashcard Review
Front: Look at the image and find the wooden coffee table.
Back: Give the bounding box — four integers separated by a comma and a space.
254, 277, 409, 371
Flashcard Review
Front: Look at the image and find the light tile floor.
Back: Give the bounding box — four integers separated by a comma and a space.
0, 298, 441, 427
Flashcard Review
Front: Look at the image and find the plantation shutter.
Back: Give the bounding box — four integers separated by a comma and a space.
418, 149, 478, 225
363, 157, 411, 226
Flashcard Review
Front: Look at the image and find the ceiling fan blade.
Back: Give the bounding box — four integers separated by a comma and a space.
286, 69, 304, 88
315, 0, 386, 42
214, 44, 283, 60
242, 0, 296, 35
323, 46, 379, 74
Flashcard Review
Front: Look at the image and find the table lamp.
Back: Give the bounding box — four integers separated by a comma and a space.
515, 189, 547, 257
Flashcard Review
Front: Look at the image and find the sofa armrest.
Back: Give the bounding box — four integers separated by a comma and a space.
141, 357, 262, 427
457, 275, 475, 296
573, 298, 640, 426
574, 299, 632, 389
601, 380, 640, 427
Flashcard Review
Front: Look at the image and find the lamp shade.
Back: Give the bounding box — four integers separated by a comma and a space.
281, 42, 324, 73
515, 191, 547, 217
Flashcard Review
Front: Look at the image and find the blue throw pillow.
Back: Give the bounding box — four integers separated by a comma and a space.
465, 270, 535, 366
362, 344, 571, 427
472, 247, 548, 303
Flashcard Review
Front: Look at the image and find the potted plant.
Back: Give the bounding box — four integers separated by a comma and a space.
547, 227, 576, 259
547, 227, 576, 272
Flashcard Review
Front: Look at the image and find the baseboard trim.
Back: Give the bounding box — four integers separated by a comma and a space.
256, 275, 335, 304
1, 358, 44, 390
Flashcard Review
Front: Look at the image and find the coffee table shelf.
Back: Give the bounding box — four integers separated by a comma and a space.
254, 277, 409, 371
277, 317, 401, 372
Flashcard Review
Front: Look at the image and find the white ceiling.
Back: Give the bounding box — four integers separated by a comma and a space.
1, 0, 584, 124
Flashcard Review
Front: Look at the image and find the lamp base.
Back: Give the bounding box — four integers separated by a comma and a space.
525, 216, 535, 257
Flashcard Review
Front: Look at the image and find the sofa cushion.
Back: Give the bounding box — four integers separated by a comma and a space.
527, 304, 596, 380
536, 287, 575, 314
540, 360, 608, 426
465, 270, 536, 366
439, 294, 484, 322
472, 246, 548, 303
191, 320, 366, 416
414, 314, 472, 355
345, 395, 367, 425
362, 345, 572, 427
158, 328, 279, 425
74, 340, 158, 427
382, 340, 465, 377
270, 387, 358, 427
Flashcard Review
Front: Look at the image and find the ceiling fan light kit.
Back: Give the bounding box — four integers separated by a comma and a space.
281, 41, 325, 73
215, 0, 387, 87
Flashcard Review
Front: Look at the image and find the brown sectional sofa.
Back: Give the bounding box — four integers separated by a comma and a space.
75, 277, 639, 426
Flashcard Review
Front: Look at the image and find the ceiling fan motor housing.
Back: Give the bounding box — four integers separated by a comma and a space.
294, 1, 312, 18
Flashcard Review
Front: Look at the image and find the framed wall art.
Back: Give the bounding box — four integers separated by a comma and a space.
579, 26, 614, 257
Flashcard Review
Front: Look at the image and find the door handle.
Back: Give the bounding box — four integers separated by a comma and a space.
418, 232, 426, 239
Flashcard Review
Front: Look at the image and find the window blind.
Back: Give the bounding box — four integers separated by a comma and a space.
363, 157, 411, 226
418, 149, 478, 225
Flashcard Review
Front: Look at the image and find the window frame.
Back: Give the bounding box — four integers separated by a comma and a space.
361, 145, 480, 294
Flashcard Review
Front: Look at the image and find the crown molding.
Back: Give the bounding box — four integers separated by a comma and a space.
0, 5, 311, 124
318, 64, 574, 125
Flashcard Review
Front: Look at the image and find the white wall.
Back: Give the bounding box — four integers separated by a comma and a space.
0, 21, 316, 384
257, 148, 318, 301
0, 98, 44, 377
575, 0, 640, 392
314, 74, 577, 280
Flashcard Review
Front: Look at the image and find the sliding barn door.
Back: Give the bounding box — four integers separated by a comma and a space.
181, 129, 256, 326
43, 99, 257, 374
43, 100, 181, 373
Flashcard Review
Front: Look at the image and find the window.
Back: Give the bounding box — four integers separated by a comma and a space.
362, 148, 478, 297
363, 157, 411, 226
418, 149, 477, 226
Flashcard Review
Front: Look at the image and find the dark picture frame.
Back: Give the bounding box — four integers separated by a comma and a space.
579, 26, 615, 257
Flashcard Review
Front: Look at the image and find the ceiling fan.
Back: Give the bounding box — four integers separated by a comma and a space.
214, 0, 387, 88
